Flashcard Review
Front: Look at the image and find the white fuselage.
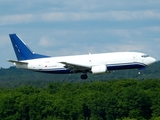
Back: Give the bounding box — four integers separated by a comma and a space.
14, 52, 156, 74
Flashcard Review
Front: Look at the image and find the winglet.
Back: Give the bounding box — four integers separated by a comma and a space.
9, 34, 49, 61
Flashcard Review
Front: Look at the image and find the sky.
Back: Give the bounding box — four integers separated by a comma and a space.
0, 0, 160, 68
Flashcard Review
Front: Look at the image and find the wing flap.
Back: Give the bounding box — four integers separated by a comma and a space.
59, 62, 91, 72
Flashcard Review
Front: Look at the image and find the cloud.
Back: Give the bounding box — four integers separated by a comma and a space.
0, 0, 160, 68
38, 36, 68, 48
1, 9, 160, 26
41, 10, 160, 22
0, 14, 33, 25
148, 26, 160, 31
0, 35, 9, 47
38, 37, 53, 47
106, 44, 146, 52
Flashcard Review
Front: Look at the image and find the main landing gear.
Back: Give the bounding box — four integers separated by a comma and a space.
80, 74, 88, 79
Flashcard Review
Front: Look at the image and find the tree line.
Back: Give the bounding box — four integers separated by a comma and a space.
0, 61, 160, 119
0, 79, 160, 120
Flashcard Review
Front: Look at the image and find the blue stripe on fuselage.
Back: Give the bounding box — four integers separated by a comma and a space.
107, 62, 147, 71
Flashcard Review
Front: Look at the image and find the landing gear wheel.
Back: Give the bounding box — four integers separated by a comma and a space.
80, 74, 88, 79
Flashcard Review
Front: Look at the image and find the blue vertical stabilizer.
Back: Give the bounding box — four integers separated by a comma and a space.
9, 34, 49, 61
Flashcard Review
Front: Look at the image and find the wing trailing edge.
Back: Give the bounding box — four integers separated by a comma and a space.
60, 62, 91, 72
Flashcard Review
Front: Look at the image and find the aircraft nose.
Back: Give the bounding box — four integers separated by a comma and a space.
152, 57, 156, 63
148, 57, 156, 65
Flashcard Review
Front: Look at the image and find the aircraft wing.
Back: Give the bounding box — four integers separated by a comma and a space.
59, 62, 91, 72
8, 60, 28, 65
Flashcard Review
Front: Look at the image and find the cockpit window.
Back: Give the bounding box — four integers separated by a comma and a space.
141, 54, 149, 58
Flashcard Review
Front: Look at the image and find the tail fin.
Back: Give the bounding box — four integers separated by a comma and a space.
9, 34, 49, 61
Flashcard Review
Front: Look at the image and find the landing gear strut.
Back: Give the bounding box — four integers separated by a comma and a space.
80, 74, 88, 79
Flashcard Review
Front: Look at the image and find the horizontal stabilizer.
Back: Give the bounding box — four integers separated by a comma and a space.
8, 60, 28, 65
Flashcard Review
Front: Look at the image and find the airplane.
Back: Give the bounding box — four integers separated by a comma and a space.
8, 34, 156, 79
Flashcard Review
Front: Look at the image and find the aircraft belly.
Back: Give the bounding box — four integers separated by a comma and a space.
107, 62, 147, 71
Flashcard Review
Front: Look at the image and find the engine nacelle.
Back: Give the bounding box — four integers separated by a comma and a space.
91, 64, 108, 74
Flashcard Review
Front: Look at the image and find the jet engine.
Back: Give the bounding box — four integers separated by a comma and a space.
91, 64, 108, 74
